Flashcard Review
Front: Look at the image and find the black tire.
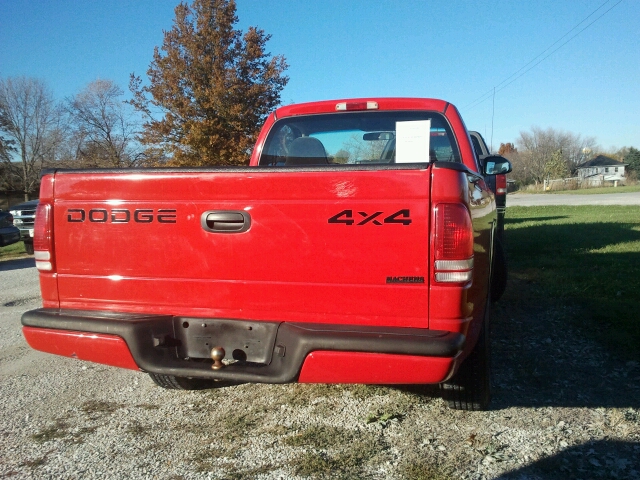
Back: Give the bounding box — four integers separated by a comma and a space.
440, 305, 491, 411
148, 373, 235, 390
496, 211, 505, 242
24, 241, 34, 255
490, 237, 507, 302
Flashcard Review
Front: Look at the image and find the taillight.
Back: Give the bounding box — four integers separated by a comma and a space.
33, 202, 54, 272
496, 174, 507, 194
335, 101, 378, 111
434, 203, 474, 283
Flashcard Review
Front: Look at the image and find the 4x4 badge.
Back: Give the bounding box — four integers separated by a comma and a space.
328, 209, 411, 226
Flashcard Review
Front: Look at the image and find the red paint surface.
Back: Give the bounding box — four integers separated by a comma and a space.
276, 97, 448, 120
50, 169, 434, 327
22, 327, 140, 370
298, 351, 455, 384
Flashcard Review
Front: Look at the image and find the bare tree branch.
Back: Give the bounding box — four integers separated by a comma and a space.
510, 126, 600, 185
66, 79, 143, 168
0, 77, 62, 200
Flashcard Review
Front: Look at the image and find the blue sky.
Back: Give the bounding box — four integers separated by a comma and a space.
1, 0, 638, 151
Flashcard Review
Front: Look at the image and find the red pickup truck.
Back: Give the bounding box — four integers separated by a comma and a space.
22, 98, 511, 410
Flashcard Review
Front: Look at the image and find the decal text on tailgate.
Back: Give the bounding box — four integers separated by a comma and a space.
66, 208, 177, 224
328, 209, 411, 226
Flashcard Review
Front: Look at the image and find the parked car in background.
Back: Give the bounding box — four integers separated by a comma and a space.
9, 200, 39, 254
469, 131, 507, 240
0, 210, 21, 248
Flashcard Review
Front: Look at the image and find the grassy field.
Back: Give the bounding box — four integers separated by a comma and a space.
0, 241, 28, 259
504, 205, 640, 360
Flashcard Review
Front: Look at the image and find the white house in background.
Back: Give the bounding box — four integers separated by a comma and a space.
576, 155, 627, 184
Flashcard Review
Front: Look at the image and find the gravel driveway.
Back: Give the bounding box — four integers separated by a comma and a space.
1, 258, 639, 479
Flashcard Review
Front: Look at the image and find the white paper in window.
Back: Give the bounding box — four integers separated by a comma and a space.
396, 120, 431, 163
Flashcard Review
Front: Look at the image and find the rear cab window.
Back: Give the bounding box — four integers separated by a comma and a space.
470, 135, 484, 159
259, 111, 460, 167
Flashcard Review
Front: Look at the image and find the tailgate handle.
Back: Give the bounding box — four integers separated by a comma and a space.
201, 211, 251, 233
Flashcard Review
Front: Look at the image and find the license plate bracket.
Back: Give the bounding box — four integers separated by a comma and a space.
174, 318, 279, 364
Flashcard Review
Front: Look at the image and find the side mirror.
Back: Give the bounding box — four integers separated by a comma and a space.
483, 155, 512, 175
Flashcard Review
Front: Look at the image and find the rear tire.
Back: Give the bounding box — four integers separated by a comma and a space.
148, 373, 235, 390
24, 241, 34, 255
440, 304, 491, 411
491, 237, 507, 302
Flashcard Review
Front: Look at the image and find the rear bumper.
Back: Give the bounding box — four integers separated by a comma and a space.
22, 308, 465, 384
16, 226, 34, 240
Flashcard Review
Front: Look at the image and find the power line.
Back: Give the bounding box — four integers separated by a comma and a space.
464, 0, 623, 111
494, 0, 623, 95
465, 0, 615, 109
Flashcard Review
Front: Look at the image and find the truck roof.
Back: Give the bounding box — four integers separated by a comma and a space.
275, 98, 450, 118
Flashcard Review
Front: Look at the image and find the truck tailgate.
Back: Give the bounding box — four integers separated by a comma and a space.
50, 168, 431, 328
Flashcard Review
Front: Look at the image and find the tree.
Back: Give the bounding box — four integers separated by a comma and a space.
332, 149, 350, 164
339, 133, 387, 163
0, 138, 17, 191
0, 137, 13, 161
509, 126, 599, 185
129, 0, 288, 166
67, 79, 143, 168
498, 143, 517, 156
544, 150, 569, 179
624, 147, 640, 173
0, 77, 62, 200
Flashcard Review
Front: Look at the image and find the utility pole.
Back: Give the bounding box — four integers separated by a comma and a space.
490, 87, 496, 153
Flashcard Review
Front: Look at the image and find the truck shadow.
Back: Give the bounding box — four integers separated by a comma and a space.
0, 257, 35, 272
495, 439, 640, 480
491, 220, 640, 409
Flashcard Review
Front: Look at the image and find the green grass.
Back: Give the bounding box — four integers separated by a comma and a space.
81, 400, 124, 416
283, 425, 353, 448
288, 435, 386, 479
0, 241, 28, 258
399, 461, 453, 480
31, 420, 69, 443
504, 205, 640, 360
278, 383, 345, 407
